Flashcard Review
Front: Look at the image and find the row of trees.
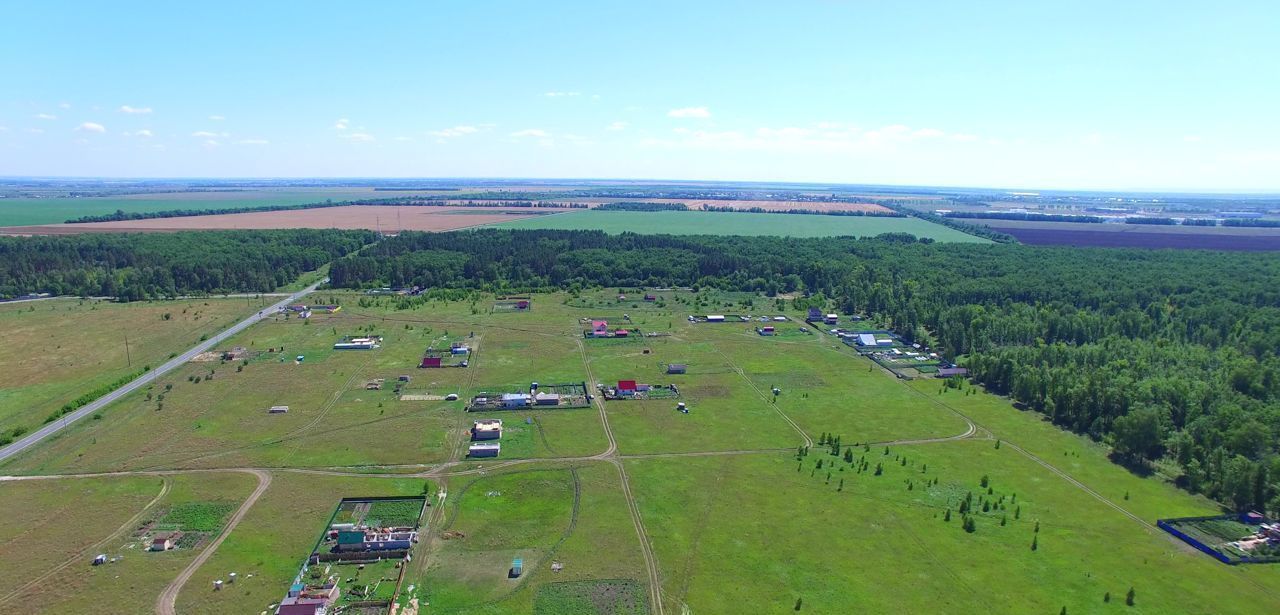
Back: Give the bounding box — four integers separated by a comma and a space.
0, 229, 374, 300
329, 229, 1280, 513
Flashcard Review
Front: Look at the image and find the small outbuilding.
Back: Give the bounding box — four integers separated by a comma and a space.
150, 533, 178, 551
472, 419, 503, 440
469, 443, 501, 458
667, 364, 687, 374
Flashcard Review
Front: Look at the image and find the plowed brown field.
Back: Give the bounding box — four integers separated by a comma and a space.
0, 205, 557, 235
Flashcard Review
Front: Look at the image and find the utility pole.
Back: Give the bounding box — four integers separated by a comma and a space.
124, 335, 132, 367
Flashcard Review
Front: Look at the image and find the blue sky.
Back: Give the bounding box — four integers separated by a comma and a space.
2, 1, 1278, 191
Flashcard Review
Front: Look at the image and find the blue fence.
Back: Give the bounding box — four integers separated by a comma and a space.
1156, 519, 1234, 565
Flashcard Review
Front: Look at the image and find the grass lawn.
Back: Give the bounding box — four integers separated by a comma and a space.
626, 446, 1280, 614
0, 297, 260, 440
0, 472, 256, 613
492, 210, 990, 242
409, 463, 646, 614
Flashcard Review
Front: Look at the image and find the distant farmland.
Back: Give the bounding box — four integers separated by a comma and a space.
0, 189, 452, 226
976, 220, 1280, 251
0, 205, 550, 235
492, 210, 989, 241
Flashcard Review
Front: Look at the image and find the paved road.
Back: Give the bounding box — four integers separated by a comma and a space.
0, 279, 327, 464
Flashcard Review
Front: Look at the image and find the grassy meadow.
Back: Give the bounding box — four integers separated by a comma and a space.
0, 472, 256, 614
2, 288, 1279, 614
492, 210, 990, 241
0, 297, 261, 441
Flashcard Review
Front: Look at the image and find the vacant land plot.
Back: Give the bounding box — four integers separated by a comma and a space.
408, 463, 646, 613
0, 472, 256, 613
627, 446, 1278, 614
1, 205, 551, 235
0, 188, 455, 227
0, 297, 257, 441
494, 210, 989, 241
173, 473, 426, 615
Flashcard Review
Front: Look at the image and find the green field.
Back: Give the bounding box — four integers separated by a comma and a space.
0, 472, 256, 614
0, 188, 449, 226
0, 297, 260, 442
4, 290, 1280, 614
493, 210, 989, 241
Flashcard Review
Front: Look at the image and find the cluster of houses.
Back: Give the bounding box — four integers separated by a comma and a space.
586, 320, 634, 338
601, 379, 679, 400
333, 336, 381, 350
467, 383, 587, 412
1229, 516, 1280, 553
277, 582, 340, 615
283, 304, 341, 320
331, 526, 416, 553
468, 419, 503, 458
420, 343, 470, 368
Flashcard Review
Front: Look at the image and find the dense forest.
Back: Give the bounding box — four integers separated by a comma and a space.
330, 228, 1280, 514
0, 229, 374, 299
943, 211, 1105, 224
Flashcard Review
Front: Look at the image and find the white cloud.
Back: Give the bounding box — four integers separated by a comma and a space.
667, 106, 711, 119
58, 102, 71, 109
642, 121, 984, 154
510, 128, 549, 138
76, 122, 106, 133
124, 129, 154, 138
343, 132, 374, 142
544, 91, 581, 97
606, 121, 628, 131
35, 113, 57, 120
119, 105, 152, 114
0, 126, 8, 132
192, 131, 219, 138
28, 128, 44, 134
429, 125, 479, 138
203, 139, 220, 147
333, 118, 350, 130
209, 115, 226, 121
237, 138, 269, 145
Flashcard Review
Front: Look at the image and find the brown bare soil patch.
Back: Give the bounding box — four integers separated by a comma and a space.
442, 198, 892, 214
0, 206, 552, 235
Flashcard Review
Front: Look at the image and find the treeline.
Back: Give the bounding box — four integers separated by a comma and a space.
1125, 217, 1179, 225
68, 202, 357, 223
943, 211, 1105, 224
1224, 218, 1280, 228
702, 205, 905, 218
596, 202, 689, 211
66, 198, 586, 223
879, 204, 1016, 243
329, 229, 1280, 513
0, 229, 374, 300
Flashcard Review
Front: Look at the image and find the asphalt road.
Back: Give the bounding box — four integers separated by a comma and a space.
0, 279, 327, 464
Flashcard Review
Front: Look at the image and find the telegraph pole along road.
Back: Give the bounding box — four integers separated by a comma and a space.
0, 279, 329, 464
